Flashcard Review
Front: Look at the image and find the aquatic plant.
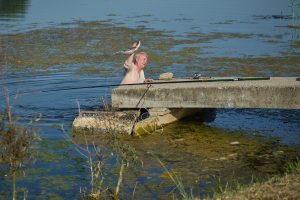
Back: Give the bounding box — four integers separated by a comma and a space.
155, 157, 194, 200
210, 174, 255, 198
66, 99, 142, 199
0, 88, 40, 200
98, 100, 142, 199
61, 123, 108, 199
79, 135, 110, 199
73, 133, 140, 200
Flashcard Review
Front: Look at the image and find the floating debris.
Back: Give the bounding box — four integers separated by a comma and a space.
230, 141, 240, 145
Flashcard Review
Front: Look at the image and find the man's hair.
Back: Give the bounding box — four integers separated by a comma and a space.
133, 52, 148, 64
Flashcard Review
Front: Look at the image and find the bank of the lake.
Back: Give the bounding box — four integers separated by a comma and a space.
208, 159, 300, 200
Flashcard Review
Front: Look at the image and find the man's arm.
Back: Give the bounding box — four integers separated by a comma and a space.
123, 41, 140, 69
124, 53, 134, 70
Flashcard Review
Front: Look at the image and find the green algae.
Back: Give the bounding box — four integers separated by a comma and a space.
292, 40, 300, 48
40, 176, 74, 191
38, 151, 67, 163
38, 140, 71, 162
40, 140, 71, 150
1, 21, 299, 77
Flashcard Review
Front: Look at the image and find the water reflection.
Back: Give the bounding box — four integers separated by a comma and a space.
0, 0, 29, 19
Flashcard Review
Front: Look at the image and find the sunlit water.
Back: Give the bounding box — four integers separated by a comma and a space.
0, 0, 300, 199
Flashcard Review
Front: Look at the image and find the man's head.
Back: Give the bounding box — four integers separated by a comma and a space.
134, 52, 148, 69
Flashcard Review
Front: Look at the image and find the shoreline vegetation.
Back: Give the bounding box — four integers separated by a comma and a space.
1, 94, 300, 199
155, 156, 300, 199
74, 138, 300, 200
0, 89, 299, 199
206, 159, 300, 200
0, 89, 40, 200
71, 106, 300, 200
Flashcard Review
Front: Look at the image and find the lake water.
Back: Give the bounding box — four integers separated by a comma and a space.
0, 0, 300, 199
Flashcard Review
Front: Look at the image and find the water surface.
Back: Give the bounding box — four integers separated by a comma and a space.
0, 0, 300, 199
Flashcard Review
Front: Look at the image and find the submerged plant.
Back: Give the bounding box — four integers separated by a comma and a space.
0, 88, 40, 200
155, 157, 194, 200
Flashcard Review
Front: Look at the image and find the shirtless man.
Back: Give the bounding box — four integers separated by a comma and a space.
121, 41, 152, 84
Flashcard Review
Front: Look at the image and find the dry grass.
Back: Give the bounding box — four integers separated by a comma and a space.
212, 173, 300, 200
208, 159, 300, 200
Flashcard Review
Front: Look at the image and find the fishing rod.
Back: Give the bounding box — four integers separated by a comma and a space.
21, 77, 270, 94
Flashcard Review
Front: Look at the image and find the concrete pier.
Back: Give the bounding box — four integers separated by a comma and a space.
112, 77, 300, 109
72, 108, 212, 135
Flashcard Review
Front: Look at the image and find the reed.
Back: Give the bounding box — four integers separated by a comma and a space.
101, 101, 142, 199
65, 99, 142, 199
0, 88, 40, 200
154, 156, 194, 200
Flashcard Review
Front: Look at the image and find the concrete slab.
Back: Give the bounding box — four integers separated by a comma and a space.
72, 110, 139, 134
112, 77, 300, 109
72, 108, 205, 135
